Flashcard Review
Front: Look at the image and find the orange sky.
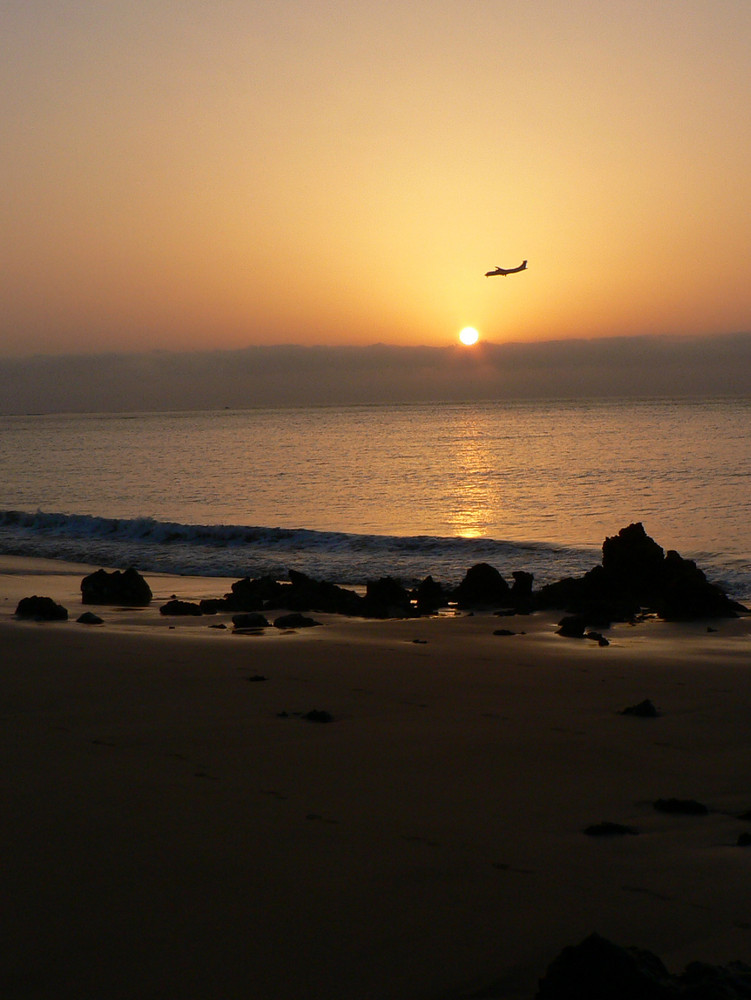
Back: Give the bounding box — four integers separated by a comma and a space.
2, 1, 749, 357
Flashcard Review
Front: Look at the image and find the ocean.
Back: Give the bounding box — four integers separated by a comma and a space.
1, 397, 750, 600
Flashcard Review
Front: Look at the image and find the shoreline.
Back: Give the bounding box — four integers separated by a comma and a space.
4, 554, 751, 999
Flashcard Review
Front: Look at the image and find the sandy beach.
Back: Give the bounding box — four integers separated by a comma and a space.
4, 555, 751, 999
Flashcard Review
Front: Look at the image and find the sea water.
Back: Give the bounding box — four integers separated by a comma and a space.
1, 397, 750, 599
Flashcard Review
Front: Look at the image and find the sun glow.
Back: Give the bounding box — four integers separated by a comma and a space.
459, 327, 480, 346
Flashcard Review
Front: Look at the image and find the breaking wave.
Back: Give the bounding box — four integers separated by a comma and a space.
0, 508, 599, 588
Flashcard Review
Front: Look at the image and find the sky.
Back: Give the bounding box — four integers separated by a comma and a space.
2, 0, 750, 361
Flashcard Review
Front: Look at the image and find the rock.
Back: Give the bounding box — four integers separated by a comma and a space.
286, 570, 366, 616
15, 595, 68, 621
536, 933, 751, 999
303, 709, 333, 723
493, 628, 516, 636
81, 568, 152, 605
653, 798, 709, 815
680, 959, 751, 997
536, 933, 672, 999
454, 563, 511, 608
585, 630, 609, 646
159, 599, 202, 616
224, 575, 280, 612
655, 550, 744, 620
537, 568, 640, 624
364, 576, 414, 617
77, 611, 104, 625
510, 570, 534, 610
273, 613, 321, 629
198, 598, 225, 614
557, 614, 587, 638
232, 612, 271, 630
583, 822, 639, 837
411, 575, 447, 614
621, 699, 660, 718
602, 522, 665, 593
536, 522, 748, 622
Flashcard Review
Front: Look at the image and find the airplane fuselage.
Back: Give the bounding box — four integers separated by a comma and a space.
485, 260, 527, 277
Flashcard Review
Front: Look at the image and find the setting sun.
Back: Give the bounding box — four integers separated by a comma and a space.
459, 327, 480, 346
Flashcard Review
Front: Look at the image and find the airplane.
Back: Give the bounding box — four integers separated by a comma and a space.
485, 260, 527, 277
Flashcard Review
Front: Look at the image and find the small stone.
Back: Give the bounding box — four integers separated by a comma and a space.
653, 798, 709, 815
303, 709, 333, 723
273, 613, 321, 629
77, 611, 104, 625
621, 699, 660, 718
159, 599, 202, 616
232, 612, 271, 629
583, 821, 639, 837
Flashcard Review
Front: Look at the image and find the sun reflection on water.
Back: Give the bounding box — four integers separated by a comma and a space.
446, 413, 498, 539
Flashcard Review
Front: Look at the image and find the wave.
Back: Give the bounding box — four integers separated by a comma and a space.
0, 509, 599, 587
0, 509, 748, 600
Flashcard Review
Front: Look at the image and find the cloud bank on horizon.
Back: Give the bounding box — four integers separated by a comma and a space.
2, 332, 750, 415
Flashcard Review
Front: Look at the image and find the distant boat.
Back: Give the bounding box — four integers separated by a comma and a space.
485, 260, 527, 277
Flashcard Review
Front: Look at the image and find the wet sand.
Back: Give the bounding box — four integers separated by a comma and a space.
3, 555, 751, 999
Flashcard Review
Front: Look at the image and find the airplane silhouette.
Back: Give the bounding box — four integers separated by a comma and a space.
485, 260, 527, 277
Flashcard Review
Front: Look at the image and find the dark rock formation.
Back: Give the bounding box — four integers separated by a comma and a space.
222, 576, 275, 612
601, 521, 665, 592
537, 568, 641, 625
364, 576, 414, 617
273, 613, 321, 629
536, 933, 751, 999
653, 798, 709, 816
411, 575, 447, 614
81, 568, 152, 606
656, 549, 742, 620
15, 595, 68, 621
285, 569, 364, 615
454, 563, 511, 609
538, 523, 745, 622
510, 570, 534, 610
159, 599, 202, 616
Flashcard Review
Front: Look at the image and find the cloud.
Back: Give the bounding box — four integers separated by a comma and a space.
1, 332, 750, 414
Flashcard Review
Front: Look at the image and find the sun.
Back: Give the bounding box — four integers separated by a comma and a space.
459, 327, 480, 346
